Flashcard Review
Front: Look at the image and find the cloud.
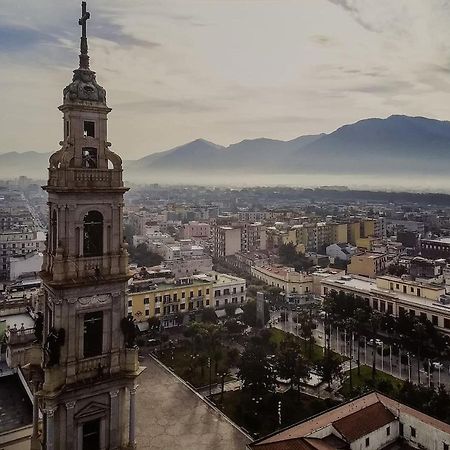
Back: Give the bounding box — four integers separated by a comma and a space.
327, 0, 379, 32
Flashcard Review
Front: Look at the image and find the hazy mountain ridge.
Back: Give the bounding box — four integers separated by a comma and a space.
3, 115, 450, 181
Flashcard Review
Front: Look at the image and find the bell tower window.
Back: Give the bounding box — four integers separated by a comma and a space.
82, 147, 97, 168
83, 311, 103, 357
65, 120, 70, 138
83, 210, 103, 257
83, 121, 95, 138
82, 419, 101, 449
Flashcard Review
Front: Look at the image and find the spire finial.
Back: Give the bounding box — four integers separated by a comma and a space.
78, 1, 91, 69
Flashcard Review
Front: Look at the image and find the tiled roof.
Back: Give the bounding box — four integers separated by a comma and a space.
250, 438, 314, 450
332, 402, 395, 442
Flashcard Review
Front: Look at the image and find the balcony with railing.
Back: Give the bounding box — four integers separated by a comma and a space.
76, 353, 110, 379
47, 167, 123, 190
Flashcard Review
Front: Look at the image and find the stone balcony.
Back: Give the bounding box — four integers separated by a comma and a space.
47, 167, 124, 190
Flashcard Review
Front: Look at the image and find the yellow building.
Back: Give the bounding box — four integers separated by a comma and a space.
362, 219, 376, 238
347, 252, 387, 278
128, 278, 213, 328
347, 222, 361, 245
332, 223, 348, 244
356, 236, 378, 251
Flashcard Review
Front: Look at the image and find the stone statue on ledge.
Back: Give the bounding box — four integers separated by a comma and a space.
121, 314, 137, 348
45, 327, 65, 367
34, 312, 44, 343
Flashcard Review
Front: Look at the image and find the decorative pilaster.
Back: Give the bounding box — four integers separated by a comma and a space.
45, 407, 57, 450
65, 401, 76, 449
109, 390, 120, 449
128, 386, 138, 449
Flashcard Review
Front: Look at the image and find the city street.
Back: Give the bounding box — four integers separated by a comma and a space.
270, 309, 450, 388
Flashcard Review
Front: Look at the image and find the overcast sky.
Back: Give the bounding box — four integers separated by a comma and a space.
2, 0, 450, 159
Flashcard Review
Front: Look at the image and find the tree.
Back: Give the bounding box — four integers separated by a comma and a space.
238, 342, 275, 395
225, 303, 237, 318
276, 336, 310, 394
128, 243, 163, 267
315, 353, 342, 390
242, 299, 270, 327
200, 307, 218, 324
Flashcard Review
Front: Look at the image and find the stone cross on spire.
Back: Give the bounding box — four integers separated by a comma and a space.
79, 1, 91, 69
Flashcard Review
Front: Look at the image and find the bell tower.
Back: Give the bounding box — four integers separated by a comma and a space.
35, 3, 143, 449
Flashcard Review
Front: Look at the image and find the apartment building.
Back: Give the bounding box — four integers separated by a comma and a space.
180, 221, 210, 240
347, 252, 388, 278
128, 277, 213, 328
212, 226, 242, 258
194, 272, 247, 308
239, 222, 267, 252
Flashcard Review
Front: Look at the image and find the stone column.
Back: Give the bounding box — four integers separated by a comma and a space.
65, 401, 76, 450
45, 407, 57, 450
128, 386, 138, 449
109, 390, 120, 449
32, 390, 39, 439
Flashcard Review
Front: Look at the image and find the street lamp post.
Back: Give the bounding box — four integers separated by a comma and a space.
364, 336, 367, 365
278, 400, 282, 427
336, 326, 339, 353
208, 357, 212, 396
381, 342, 384, 372
389, 345, 392, 375
407, 353, 411, 382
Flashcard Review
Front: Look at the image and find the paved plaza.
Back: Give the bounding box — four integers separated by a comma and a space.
136, 357, 251, 450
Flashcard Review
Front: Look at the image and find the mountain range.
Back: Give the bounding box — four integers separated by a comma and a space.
3, 115, 450, 185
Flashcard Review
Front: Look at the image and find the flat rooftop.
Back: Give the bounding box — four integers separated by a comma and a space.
422, 238, 450, 244
136, 357, 250, 450
322, 276, 448, 312
0, 374, 33, 433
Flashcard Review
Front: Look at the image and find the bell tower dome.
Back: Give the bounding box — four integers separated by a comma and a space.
35, 3, 143, 450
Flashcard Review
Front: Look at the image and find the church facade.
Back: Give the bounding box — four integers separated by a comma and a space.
33, 3, 143, 449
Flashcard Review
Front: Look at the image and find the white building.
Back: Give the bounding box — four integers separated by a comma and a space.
326, 243, 357, 262
9, 251, 43, 281
195, 271, 247, 308
163, 257, 213, 278
250, 392, 450, 450
251, 265, 312, 296
0, 230, 45, 280
321, 273, 450, 335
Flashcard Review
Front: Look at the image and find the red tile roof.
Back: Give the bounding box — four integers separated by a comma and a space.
332, 402, 395, 442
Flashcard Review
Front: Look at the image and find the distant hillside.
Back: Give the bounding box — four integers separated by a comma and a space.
3, 115, 450, 183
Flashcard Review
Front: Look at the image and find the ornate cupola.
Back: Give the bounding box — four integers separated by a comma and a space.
42, 2, 128, 284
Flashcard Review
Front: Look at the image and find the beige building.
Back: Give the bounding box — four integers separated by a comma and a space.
128, 277, 213, 328
347, 252, 388, 278
251, 265, 312, 295
212, 226, 241, 258
321, 274, 450, 335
